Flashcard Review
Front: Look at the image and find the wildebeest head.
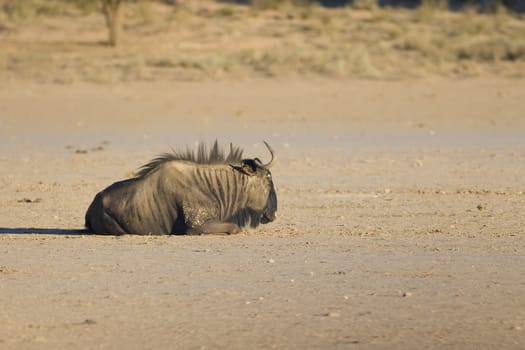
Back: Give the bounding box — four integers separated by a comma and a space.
236, 141, 277, 225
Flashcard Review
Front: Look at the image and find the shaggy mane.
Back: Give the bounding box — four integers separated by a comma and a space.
135, 140, 244, 178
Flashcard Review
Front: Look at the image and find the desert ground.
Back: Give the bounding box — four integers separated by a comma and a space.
1, 1, 525, 349
2, 78, 525, 350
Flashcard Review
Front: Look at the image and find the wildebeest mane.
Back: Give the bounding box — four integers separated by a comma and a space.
135, 140, 244, 178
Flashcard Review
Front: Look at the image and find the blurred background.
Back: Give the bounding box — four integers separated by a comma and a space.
1, 0, 524, 84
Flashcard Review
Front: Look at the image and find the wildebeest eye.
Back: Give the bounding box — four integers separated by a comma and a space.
241, 159, 258, 175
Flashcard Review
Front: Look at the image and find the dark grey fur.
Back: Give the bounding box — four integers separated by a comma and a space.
85, 141, 277, 235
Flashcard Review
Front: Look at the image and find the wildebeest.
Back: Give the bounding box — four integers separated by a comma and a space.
85, 141, 277, 235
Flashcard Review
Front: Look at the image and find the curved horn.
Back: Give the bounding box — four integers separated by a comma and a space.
263, 141, 276, 169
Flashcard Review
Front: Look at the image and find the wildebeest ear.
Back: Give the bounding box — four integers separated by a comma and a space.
241, 159, 258, 175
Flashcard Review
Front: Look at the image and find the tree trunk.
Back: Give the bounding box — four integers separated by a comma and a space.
102, 0, 122, 47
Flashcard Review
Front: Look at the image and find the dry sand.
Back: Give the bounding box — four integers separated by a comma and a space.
1, 78, 525, 349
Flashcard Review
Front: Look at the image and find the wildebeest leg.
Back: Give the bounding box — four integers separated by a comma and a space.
187, 221, 241, 235
92, 210, 127, 235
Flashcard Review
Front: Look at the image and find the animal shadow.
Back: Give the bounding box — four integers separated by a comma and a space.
0, 227, 89, 235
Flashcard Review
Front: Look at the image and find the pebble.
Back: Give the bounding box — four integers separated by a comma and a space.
413, 160, 423, 168
34, 336, 47, 343
267, 258, 275, 264
193, 249, 209, 253
403, 292, 413, 298
17, 198, 43, 203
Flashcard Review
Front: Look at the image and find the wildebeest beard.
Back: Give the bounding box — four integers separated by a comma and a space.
261, 187, 277, 224
231, 207, 267, 229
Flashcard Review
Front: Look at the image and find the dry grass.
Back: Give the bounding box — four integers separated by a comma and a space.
0, 0, 524, 83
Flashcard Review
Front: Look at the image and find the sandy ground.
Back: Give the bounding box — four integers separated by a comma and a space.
1, 78, 525, 349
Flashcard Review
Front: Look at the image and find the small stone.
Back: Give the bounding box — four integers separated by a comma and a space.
34, 336, 47, 343
413, 160, 423, 168
403, 292, 413, 298
17, 198, 42, 203
510, 325, 522, 331
267, 258, 275, 264
327, 312, 340, 318
0, 266, 18, 274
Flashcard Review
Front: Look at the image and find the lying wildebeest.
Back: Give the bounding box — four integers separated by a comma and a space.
85, 141, 277, 235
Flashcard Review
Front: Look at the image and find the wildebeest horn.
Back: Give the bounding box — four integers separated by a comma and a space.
263, 141, 276, 169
